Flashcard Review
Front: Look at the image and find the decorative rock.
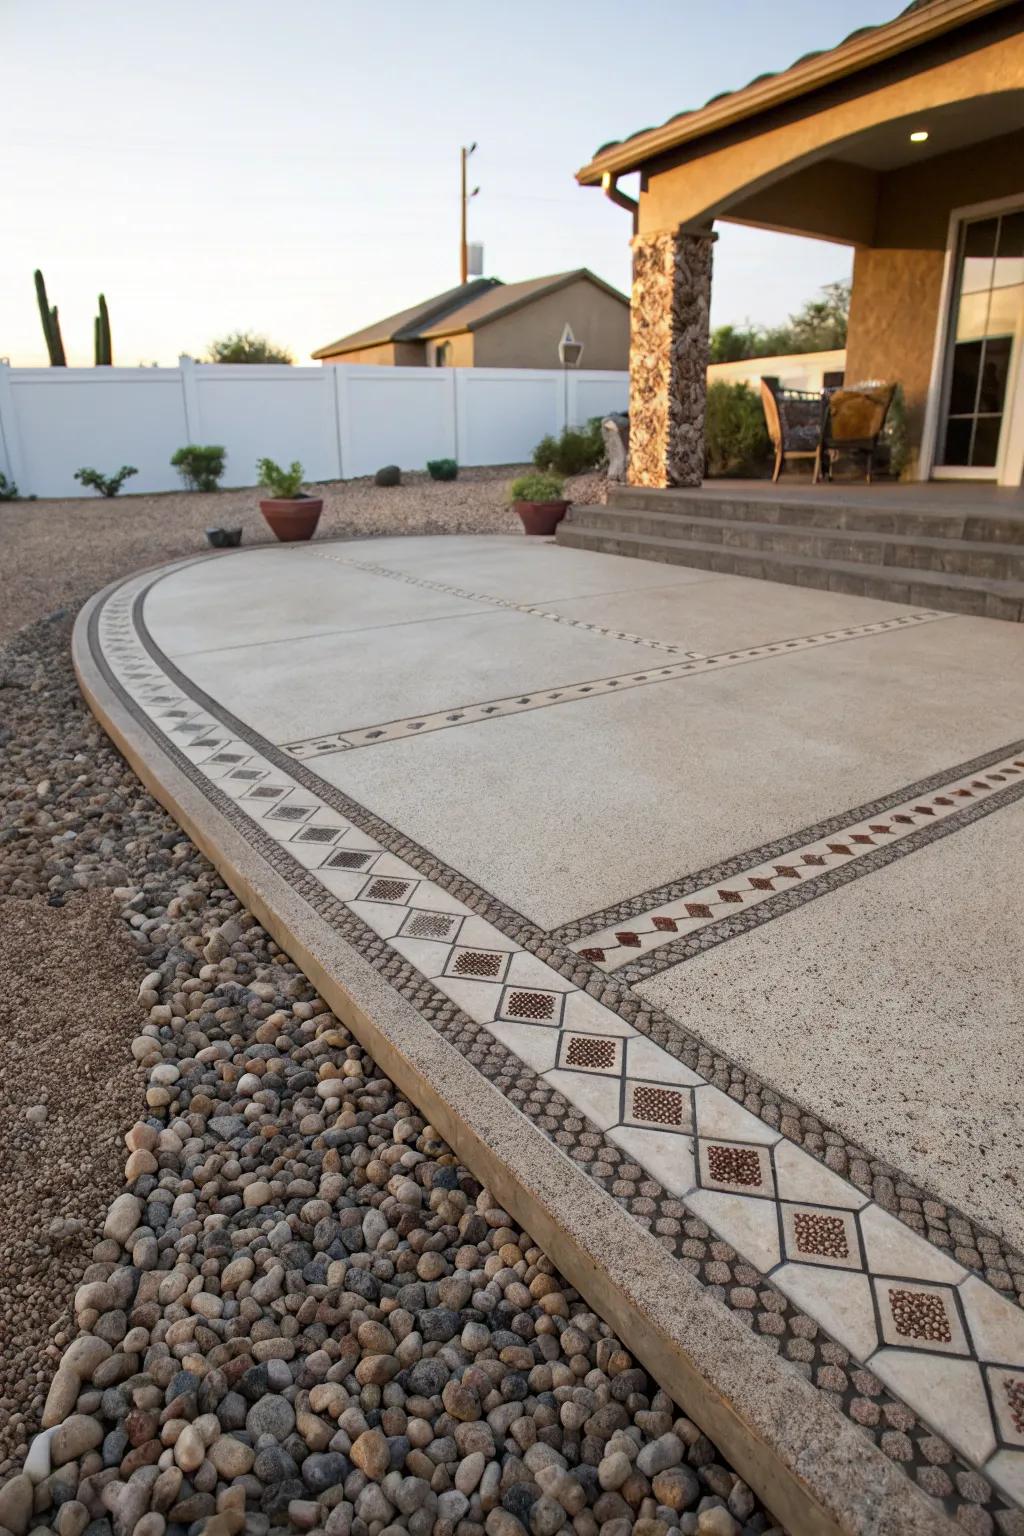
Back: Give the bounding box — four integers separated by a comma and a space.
636, 1434, 684, 1479
102, 1193, 143, 1246
245, 1394, 295, 1440
0, 1471, 32, 1535
350, 1428, 390, 1481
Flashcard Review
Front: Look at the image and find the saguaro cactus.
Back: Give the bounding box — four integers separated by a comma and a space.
34, 269, 67, 366
95, 293, 112, 365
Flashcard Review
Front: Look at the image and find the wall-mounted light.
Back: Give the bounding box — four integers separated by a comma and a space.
909, 129, 929, 143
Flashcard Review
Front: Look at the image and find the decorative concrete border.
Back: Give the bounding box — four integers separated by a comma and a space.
562, 744, 1024, 974
133, 560, 1024, 1325
72, 557, 1024, 1532
279, 551, 949, 760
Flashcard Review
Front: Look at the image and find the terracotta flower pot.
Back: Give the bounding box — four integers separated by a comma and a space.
259, 496, 323, 543
514, 499, 569, 536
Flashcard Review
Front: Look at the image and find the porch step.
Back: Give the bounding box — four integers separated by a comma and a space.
556, 517, 1024, 621
566, 504, 1024, 581
606, 483, 1024, 545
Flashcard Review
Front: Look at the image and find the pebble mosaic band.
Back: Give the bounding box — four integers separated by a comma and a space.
281, 603, 949, 760
90, 563, 1024, 1529
568, 748, 1024, 973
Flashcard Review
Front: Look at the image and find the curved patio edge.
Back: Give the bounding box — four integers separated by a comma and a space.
70, 564, 962, 1536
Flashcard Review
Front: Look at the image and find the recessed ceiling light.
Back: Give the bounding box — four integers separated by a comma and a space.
909, 129, 929, 143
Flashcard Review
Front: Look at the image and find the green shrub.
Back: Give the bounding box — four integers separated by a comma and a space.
171, 444, 227, 492
74, 465, 138, 497
532, 419, 604, 477
256, 457, 305, 498
884, 384, 909, 479
508, 470, 566, 503
374, 464, 401, 487
426, 458, 458, 482
0, 472, 22, 501
704, 382, 771, 477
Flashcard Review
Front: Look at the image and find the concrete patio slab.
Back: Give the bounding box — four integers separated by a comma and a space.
74, 534, 1024, 1536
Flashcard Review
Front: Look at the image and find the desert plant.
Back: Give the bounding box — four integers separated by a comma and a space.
532, 421, 604, 477
0, 472, 22, 500
508, 470, 565, 503
94, 293, 112, 365
375, 465, 401, 487
172, 444, 227, 492
209, 331, 293, 365
426, 458, 458, 482
74, 465, 138, 497
256, 457, 305, 498
884, 384, 910, 479
34, 269, 66, 367
704, 381, 771, 477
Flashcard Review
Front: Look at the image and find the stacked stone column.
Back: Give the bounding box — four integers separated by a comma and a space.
627, 227, 715, 488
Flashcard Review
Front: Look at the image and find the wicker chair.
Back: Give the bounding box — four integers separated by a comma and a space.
759, 377, 826, 482
815, 382, 896, 483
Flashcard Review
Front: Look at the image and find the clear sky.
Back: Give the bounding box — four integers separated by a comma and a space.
4, 0, 899, 367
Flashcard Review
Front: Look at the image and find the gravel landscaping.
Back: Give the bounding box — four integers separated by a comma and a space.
0, 470, 522, 644
0, 566, 784, 1534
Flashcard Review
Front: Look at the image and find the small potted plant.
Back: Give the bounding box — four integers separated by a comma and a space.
507, 470, 569, 536
256, 458, 322, 542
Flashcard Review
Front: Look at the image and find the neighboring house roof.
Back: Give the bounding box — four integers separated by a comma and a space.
312, 270, 628, 358
576, 0, 1015, 183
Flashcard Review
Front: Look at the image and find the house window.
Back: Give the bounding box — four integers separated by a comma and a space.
936, 209, 1024, 472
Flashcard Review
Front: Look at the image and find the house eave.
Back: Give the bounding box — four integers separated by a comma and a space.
576, 0, 1017, 185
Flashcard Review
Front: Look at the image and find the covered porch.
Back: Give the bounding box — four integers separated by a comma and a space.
577, 0, 1024, 493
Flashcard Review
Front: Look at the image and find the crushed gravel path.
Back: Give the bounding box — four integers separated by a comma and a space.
0, 607, 785, 1536
0, 468, 522, 643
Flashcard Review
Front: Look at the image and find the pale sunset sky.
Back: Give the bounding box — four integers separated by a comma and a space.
4, 0, 899, 368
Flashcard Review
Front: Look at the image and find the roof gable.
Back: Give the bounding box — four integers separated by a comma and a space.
312, 270, 629, 358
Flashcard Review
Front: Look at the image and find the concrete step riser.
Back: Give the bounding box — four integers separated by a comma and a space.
606, 489, 1024, 546
565, 510, 1024, 580
556, 526, 1024, 621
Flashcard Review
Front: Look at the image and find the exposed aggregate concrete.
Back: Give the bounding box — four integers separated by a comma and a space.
0, 610, 784, 1536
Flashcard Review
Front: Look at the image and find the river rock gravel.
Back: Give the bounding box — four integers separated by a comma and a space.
0, 468, 522, 644
0, 607, 785, 1536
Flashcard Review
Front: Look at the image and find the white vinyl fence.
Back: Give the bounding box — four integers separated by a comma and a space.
0, 359, 629, 499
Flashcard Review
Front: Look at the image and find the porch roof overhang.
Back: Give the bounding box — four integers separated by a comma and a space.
576, 0, 1019, 188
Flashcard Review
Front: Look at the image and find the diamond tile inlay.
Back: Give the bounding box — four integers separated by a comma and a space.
90, 564, 1024, 1523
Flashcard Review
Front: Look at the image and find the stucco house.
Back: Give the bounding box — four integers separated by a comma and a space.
576, 0, 1024, 490
311, 269, 630, 370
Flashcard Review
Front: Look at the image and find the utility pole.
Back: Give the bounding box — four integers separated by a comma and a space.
460, 143, 479, 285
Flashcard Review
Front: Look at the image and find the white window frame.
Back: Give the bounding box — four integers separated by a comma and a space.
919, 191, 1024, 487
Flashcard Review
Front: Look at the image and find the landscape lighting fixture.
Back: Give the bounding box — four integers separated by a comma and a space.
909, 129, 929, 142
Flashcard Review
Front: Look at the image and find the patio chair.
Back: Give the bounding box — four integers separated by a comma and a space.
814, 381, 896, 483
759, 377, 826, 482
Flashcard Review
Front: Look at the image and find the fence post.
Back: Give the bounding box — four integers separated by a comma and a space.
179, 355, 201, 442
0, 362, 29, 494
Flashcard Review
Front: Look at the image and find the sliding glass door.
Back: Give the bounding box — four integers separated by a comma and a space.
934, 206, 1024, 478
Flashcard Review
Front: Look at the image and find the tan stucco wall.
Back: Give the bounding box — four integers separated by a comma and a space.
843, 128, 1024, 452
321, 341, 425, 366
845, 248, 946, 454
639, 25, 1024, 236
471, 280, 630, 369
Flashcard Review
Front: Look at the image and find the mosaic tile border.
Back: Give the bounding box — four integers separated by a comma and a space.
304, 548, 707, 657
554, 735, 1024, 947
131, 563, 1024, 1319
84, 566, 1024, 1528
567, 749, 1024, 973
282, 565, 950, 757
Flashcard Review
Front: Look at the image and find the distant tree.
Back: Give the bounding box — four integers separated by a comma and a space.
708, 324, 764, 364
708, 280, 850, 361
206, 330, 293, 365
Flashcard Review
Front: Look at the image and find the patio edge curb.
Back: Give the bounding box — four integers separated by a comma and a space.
72, 578, 960, 1536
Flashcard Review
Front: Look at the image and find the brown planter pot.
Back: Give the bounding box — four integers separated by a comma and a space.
514, 499, 569, 536
259, 497, 323, 543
